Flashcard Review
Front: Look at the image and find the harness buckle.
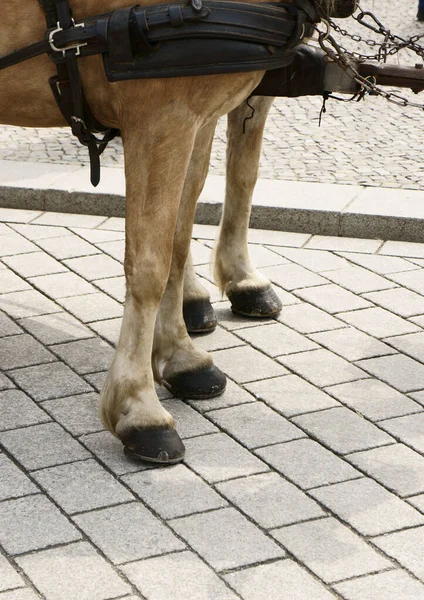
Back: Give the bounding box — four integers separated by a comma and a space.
49, 21, 87, 56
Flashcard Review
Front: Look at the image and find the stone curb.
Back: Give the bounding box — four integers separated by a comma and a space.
1, 160, 424, 242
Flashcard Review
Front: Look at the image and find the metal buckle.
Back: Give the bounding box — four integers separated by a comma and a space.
49, 20, 87, 56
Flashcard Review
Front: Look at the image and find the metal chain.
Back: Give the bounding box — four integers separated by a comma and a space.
315, 3, 424, 111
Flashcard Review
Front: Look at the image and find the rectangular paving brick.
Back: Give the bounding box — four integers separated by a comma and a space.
385, 332, 424, 364
162, 399, 217, 439
0, 290, 61, 319
36, 234, 100, 260
123, 464, 227, 519
0, 454, 37, 501
338, 253, 417, 275
307, 236, 381, 253
379, 413, 424, 454
58, 292, 122, 323
0, 334, 55, 370
32, 459, 133, 514
32, 212, 106, 228
70, 226, 125, 243
0, 372, 15, 391
0, 552, 24, 592
3, 252, 67, 278
211, 346, 287, 384
338, 307, 420, 338
358, 354, 424, 393
0, 271, 31, 294
279, 349, 366, 388
95, 240, 125, 262
123, 551, 237, 600
364, 287, 424, 318
74, 503, 184, 564
41, 392, 103, 436
235, 322, 318, 357
261, 263, 327, 291
183, 433, 268, 483
256, 438, 360, 489
80, 430, 149, 476
190, 326, 244, 353
323, 266, 396, 294
0, 389, 50, 431
9, 362, 92, 402
310, 478, 424, 536
16, 541, 130, 600
0, 495, 81, 555
373, 526, 424, 581
0, 234, 38, 257
272, 248, 349, 272
170, 507, 284, 571
272, 518, 391, 584
246, 375, 339, 418
207, 402, 304, 449
292, 407, 394, 454
0, 422, 90, 471
10, 223, 71, 241
387, 268, 424, 295
334, 570, 424, 600
51, 338, 115, 374
310, 328, 395, 362
216, 472, 324, 529
326, 379, 422, 421
188, 378, 256, 412
0, 588, 41, 600
0, 311, 22, 337
296, 284, 371, 314
18, 312, 94, 345
93, 277, 125, 303
90, 317, 122, 344
346, 444, 424, 497
29, 272, 96, 299
64, 254, 123, 281
225, 560, 335, 600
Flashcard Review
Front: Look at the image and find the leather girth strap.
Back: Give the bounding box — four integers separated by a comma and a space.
38, 0, 118, 186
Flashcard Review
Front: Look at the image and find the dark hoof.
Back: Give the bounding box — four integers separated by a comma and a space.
122, 428, 185, 464
183, 299, 217, 334
165, 365, 226, 400
228, 286, 282, 317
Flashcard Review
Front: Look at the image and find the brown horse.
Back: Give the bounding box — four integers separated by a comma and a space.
0, 0, 335, 464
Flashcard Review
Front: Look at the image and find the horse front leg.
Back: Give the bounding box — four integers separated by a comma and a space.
154, 121, 226, 399
100, 106, 198, 464
214, 95, 283, 317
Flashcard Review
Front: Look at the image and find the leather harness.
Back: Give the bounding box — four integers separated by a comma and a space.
0, 0, 323, 185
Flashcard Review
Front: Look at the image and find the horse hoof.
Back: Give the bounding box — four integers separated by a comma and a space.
164, 365, 226, 399
183, 299, 217, 334
122, 428, 185, 464
228, 286, 282, 317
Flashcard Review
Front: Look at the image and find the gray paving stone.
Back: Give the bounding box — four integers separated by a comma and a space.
51, 338, 114, 374
385, 332, 424, 365
247, 244, 288, 268
379, 413, 424, 454
272, 248, 349, 272
122, 551, 237, 600
373, 526, 424, 581
0, 334, 55, 370
334, 569, 424, 600
273, 518, 391, 584
0, 235, 38, 258
18, 312, 94, 345
95, 240, 125, 262
123, 464, 227, 519
0, 495, 80, 555
246, 374, 339, 417
32, 212, 106, 229
364, 288, 424, 318
183, 433, 268, 483
207, 402, 304, 449
0, 422, 89, 471
64, 254, 123, 281
58, 292, 123, 323
36, 234, 100, 260
212, 301, 281, 332
93, 277, 125, 303
80, 430, 149, 476
381, 241, 424, 258
82, 370, 107, 392
387, 268, 424, 295
32, 459, 133, 514
2, 252, 67, 278
74, 503, 184, 564
190, 326, 244, 353
409, 495, 424, 513
323, 266, 397, 294
346, 444, 424, 497
249, 230, 310, 247
279, 349, 365, 388
0, 389, 49, 431
338, 253, 418, 275
0, 271, 30, 294
10, 223, 71, 241
224, 559, 335, 600
310, 478, 424, 536
260, 263, 328, 291
0, 589, 41, 600
89, 318, 122, 344
256, 438, 360, 489
296, 284, 371, 314
29, 272, 96, 299
0, 454, 38, 501
359, 354, 424, 393
0, 311, 22, 337
306, 236, 381, 253
327, 379, 422, 421
0, 373, 14, 391
161, 399, 217, 439
97, 217, 125, 231
0, 210, 43, 225
0, 290, 61, 319
16, 541, 130, 600
216, 471, 324, 528
9, 362, 92, 402
235, 322, 318, 357
292, 407, 394, 455
211, 346, 287, 384
310, 328, 396, 362
0, 553, 24, 593
170, 507, 284, 571
42, 392, 103, 436
188, 378, 256, 412
69, 226, 125, 244
338, 307, 420, 338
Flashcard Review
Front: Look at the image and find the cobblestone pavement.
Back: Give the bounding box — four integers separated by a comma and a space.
3, 207, 424, 598
1, 1, 424, 190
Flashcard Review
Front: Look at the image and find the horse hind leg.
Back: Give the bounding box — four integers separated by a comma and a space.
214, 95, 282, 318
